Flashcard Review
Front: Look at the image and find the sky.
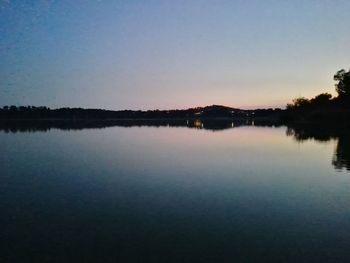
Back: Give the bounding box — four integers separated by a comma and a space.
0, 0, 349, 110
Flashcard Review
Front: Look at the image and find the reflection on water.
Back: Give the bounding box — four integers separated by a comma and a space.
333, 136, 350, 171
193, 119, 203, 129
0, 118, 280, 133
287, 125, 350, 171
1, 122, 350, 262
1, 119, 348, 172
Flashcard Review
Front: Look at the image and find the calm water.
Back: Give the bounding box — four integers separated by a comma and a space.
1, 123, 350, 262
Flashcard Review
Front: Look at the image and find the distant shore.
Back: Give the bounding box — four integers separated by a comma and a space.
0, 105, 284, 121
1, 103, 350, 126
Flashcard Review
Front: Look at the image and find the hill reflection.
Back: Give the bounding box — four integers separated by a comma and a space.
0, 119, 281, 133
287, 125, 350, 171
2, 119, 348, 171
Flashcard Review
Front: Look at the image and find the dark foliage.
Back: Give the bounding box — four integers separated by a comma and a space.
0, 105, 284, 121
286, 69, 350, 123
334, 69, 350, 100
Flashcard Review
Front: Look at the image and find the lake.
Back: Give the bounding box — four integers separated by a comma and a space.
1, 122, 350, 262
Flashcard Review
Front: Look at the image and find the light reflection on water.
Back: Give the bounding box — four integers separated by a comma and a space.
0, 124, 350, 262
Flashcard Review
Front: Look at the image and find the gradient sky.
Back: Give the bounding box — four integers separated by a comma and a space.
0, 0, 349, 110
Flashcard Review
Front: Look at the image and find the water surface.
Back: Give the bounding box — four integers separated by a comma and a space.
1, 124, 350, 262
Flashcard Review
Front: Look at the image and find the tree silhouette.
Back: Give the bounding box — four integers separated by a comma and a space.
334, 69, 350, 100
286, 97, 310, 110
310, 93, 332, 105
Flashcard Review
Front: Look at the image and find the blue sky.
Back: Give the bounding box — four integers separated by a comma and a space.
0, 0, 349, 109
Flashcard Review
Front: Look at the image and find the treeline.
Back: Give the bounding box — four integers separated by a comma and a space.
286, 69, 350, 123
0, 105, 284, 120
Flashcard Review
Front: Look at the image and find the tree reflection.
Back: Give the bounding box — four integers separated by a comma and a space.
287, 125, 350, 171
2, 119, 349, 171
0, 119, 281, 133
332, 136, 350, 171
